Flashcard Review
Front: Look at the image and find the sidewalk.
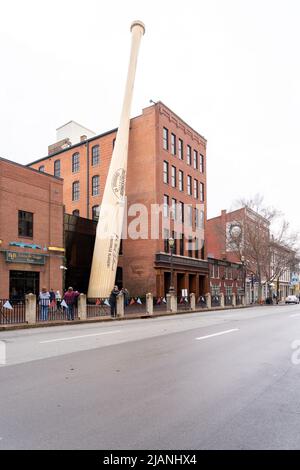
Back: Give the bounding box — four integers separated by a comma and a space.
0, 303, 253, 331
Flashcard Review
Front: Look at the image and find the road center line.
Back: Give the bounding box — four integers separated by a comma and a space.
196, 329, 239, 341
39, 330, 122, 344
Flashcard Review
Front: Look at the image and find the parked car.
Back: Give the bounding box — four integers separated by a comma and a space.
285, 295, 299, 304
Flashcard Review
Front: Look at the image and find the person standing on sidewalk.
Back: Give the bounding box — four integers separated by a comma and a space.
55, 290, 62, 310
63, 287, 80, 320
39, 288, 50, 321
120, 287, 129, 308
109, 286, 119, 318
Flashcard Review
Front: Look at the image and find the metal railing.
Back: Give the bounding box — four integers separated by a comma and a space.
124, 297, 146, 315
153, 297, 167, 312
177, 296, 191, 310
0, 299, 26, 325
211, 295, 221, 307
36, 299, 78, 322
196, 296, 207, 309
86, 298, 111, 318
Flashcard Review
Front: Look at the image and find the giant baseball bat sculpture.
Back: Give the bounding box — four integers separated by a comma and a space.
88, 20, 145, 298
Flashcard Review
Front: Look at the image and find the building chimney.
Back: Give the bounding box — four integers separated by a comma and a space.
80, 135, 87, 142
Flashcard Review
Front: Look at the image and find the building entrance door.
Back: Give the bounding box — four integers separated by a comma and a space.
189, 274, 196, 294
199, 275, 206, 297
9, 271, 40, 300
164, 272, 171, 295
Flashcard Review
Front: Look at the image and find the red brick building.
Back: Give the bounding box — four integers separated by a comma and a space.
0, 158, 64, 299
29, 102, 209, 297
207, 207, 270, 303
208, 257, 244, 306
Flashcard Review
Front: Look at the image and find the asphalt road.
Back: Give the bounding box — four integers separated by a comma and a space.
1, 304, 300, 449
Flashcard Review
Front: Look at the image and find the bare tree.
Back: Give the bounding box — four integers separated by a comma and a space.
227, 194, 299, 302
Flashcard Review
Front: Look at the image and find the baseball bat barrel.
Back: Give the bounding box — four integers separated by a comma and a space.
87, 21, 145, 298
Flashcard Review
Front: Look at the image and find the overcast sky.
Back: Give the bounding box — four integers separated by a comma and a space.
1, 0, 299, 232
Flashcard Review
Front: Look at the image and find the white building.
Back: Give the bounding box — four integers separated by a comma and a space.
56, 121, 96, 145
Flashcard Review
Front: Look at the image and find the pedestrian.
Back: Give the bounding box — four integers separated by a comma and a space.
63, 287, 80, 320
55, 290, 62, 310
109, 285, 119, 318
49, 288, 56, 308
121, 287, 129, 307
39, 287, 50, 321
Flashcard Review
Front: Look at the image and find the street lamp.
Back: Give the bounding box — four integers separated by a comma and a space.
168, 237, 175, 294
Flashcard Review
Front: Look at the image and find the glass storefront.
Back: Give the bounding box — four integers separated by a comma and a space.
9, 271, 40, 300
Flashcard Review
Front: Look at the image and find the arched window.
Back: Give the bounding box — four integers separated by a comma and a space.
92, 205, 100, 221
92, 175, 99, 196
39, 165, 45, 172
72, 153, 80, 173
91, 145, 100, 166
72, 209, 79, 217
72, 181, 80, 201
54, 160, 60, 177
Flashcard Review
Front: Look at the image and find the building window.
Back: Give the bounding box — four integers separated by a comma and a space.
211, 284, 220, 296
179, 233, 184, 256
163, 127, 169, 151
214, 265, 220, 278
200, 154, 204, 173
92, 145, 100, 166
187, 145, 191, 165
195, 208, 199, 228
200, 210, 205, 228
179, 202, 184, 223
163, 161, 169, 184
187, 175, 192, 196
164, 228, 170, 253
39, 165, 45, 172
92, 175, 99, 196
178, 139, 183, 160
187, 205, 193, 227
194, 179, 198, 199
18, 211, 33, 238
54, 160, 60, 178
188, 236, 193, 258
200, 182, 205, 202
195, 238, 199, 259
179, 170, 184, 191
226, 286, 233, 296
193, 150, 198, 169
171, 198, 177, 220
92, 205, 100, 221
172, 231, 177, 255
163, 195, 169, 218
72, 153, 80, 173
171, 133, 176, 155
171, 166, 176, 188
72, 209, 79, 217
72, 181, 80, 201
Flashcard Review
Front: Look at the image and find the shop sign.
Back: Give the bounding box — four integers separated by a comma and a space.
5, 251, 46, 265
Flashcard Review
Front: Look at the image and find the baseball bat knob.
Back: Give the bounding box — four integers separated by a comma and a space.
130, 20, 145, 35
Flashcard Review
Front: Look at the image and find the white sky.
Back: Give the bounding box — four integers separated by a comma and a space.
1, 0, 299, 231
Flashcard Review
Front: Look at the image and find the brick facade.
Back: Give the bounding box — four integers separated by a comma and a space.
0, 158, 64, 299
29, 102, 208, 297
